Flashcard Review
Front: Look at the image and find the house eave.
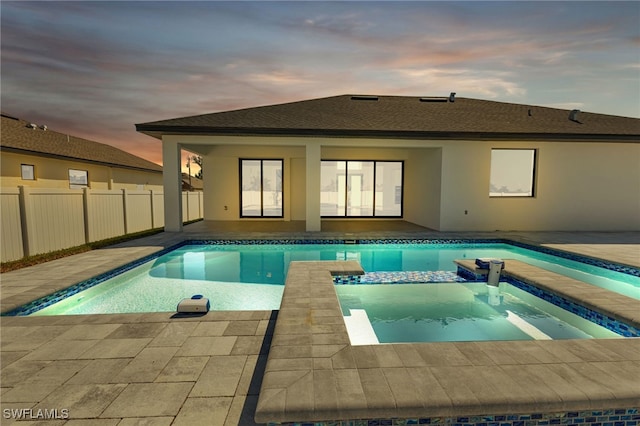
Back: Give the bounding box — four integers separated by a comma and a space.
135, 125, 640, 143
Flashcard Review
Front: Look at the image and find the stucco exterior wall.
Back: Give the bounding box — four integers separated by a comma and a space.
290, 158, 306, 221
202, 145, 306, 221
404, 148, 442, 230
0, 151, 163, 190
439, 141, 640, 231
535, 142, 639, 231
110, 168, 163, 190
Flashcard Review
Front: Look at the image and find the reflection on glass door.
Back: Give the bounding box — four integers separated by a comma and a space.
321, 160, 402, 217
240, 159, 283, 217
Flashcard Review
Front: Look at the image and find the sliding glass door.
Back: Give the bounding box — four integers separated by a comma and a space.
240, 159, 283, 217
374, 161, 403, 216
321, 160, 403, 217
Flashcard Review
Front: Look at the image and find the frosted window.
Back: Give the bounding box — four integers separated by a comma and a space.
489, 149, 536, 197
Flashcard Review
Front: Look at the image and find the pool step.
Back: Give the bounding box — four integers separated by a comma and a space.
343, 309, 379, 345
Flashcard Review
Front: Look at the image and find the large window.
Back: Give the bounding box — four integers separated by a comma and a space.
240, 159, 283, 217
321, 160, 403, 217
489, 149, 536, 197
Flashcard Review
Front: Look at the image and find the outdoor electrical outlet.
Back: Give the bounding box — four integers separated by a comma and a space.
224, 205, 228, 210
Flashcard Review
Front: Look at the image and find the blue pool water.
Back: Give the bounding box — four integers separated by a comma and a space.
337, 282, 621, 343
19, 241, 640, 316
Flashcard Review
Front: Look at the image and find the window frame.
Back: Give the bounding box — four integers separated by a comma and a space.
321, 159, 404, 218
68, 168, 89, 189
489, 148, 537, 198
21, 164, 35, 180
239, 158, 284, 218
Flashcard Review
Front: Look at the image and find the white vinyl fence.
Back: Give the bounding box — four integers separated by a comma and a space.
1, 187, 203, 262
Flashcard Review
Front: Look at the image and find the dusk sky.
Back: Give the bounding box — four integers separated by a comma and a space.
2, 1, 639, 172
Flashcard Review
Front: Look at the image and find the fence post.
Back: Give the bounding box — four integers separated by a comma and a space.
122, 188, 129, 234
83, 187, 92, 243
18, 185, 33, 257
150, 190, 155, 229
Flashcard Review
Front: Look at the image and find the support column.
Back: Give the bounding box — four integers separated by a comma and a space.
162, 138, 183, 232
305, 142, 321, 231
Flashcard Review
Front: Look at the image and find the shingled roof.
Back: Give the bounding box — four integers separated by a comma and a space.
136, 94, 640, 141
1, 114, 162, 172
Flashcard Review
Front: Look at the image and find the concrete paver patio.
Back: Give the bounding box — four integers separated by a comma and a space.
1, 221, 639, 424
1, 310, 273, 425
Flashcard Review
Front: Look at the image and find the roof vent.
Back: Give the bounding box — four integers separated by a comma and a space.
419, 97, 448, 103
350, 95, 378, 101
27, 123, 37, 129
39, 124, 47, 131
569, 109, 581, 123
449, 92, 456, 102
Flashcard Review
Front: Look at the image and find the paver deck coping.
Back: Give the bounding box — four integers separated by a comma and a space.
254, 261, 640, 423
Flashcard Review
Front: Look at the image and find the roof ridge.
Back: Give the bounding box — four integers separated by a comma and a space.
142, 94, 350, 125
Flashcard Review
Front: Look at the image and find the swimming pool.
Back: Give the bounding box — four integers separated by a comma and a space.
8, 239, 640, 316
337, 282, 622, 343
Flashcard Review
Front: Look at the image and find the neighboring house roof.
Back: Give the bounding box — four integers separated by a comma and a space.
136, 94, 640, 141
1, 113, 163, 173
182, 173, 203, 191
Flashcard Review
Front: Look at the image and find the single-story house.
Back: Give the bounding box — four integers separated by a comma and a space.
1, 113, 163, 190
136, 94, 640, 232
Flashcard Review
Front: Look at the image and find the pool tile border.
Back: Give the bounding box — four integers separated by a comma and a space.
504, 275, 640, 337
334, 271, 466, 284
265, 408, 640, 426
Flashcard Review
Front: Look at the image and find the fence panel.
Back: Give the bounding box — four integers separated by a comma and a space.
2, 187, 202, 262
186, 191, 202, 221
125, 190, 153, 234
1, 188, 24, 262
181, 192, 188, 222
86, 189, 125, 242
152, 190, 164, 228
23, 187, 85, 257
